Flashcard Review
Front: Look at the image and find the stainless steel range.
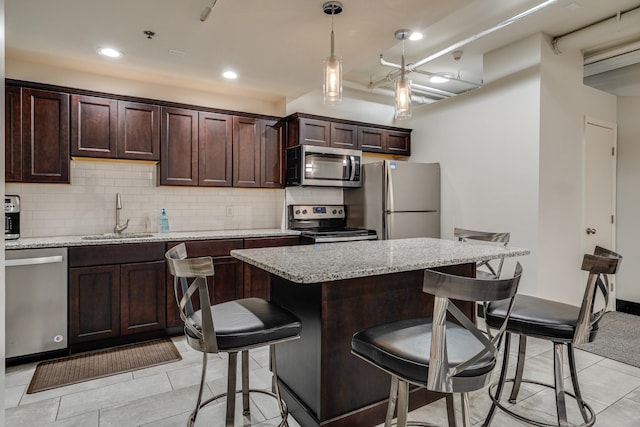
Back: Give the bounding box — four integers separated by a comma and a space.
288, 204, 377, 243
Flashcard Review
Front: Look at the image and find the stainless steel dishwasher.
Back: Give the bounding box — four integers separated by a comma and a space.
5, 247, 68, 358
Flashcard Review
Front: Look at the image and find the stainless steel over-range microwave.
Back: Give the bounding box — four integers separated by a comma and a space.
286, 145, 362, 188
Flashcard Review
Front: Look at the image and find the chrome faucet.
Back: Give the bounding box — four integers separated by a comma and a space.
114, 193, 130, 234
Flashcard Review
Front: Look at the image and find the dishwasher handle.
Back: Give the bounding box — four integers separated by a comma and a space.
6, 255, 64, 267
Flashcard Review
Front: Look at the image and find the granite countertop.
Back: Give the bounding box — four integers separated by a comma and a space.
5, 229, 300, 250
231, 237, 530, 284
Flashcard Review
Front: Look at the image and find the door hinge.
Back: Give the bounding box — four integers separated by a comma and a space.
612, 215, 615, 224
612, 147, 615, 156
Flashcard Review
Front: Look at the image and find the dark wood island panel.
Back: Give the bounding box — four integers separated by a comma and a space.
271, 263, 475, 427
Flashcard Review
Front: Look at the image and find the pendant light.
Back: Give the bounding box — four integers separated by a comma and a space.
394, 30, 412, 120
323, 2, 343, 106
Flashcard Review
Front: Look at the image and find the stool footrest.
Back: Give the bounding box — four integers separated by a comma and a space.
486, 379, 595, 427
188, 388, 289, 427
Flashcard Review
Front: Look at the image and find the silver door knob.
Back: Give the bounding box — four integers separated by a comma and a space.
586, 228, 597, 235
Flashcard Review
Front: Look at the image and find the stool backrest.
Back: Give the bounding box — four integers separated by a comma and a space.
422, 263, 522, 392
573, 246, 622, 345
454, 228, 510, 279
166, 243, 218, 353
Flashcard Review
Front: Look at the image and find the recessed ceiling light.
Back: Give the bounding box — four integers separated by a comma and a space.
97, 47, 122, 58
409, 32, 423, 41
222, 70, 238, 79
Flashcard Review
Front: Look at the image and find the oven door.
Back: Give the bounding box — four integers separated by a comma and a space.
287, 145, 362, 188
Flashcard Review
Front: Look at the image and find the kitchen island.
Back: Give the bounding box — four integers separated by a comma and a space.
231, 238, 528, 427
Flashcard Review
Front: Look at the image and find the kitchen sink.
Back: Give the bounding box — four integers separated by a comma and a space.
81, 233, 154, 241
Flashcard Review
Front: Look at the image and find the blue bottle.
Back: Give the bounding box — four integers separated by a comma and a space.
159, 208, 170, 233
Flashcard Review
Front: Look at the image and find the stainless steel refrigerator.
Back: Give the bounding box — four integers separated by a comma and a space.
345, 160, 440, 239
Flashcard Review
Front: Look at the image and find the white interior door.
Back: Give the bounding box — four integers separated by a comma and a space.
584, 117, 617, 309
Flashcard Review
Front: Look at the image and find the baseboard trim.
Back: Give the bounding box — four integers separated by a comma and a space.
616, 299, 640, 316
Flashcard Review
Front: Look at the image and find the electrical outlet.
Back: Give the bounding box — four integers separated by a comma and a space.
226, 207, 233, 217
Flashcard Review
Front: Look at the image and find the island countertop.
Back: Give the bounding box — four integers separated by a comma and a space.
231, 237, 529, 284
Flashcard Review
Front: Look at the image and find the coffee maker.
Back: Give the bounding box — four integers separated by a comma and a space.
5, 195, 20, 240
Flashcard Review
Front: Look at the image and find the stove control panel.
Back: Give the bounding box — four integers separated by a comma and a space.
290, 204, 345, 220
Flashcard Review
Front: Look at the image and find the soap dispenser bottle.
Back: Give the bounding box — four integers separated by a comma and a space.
159, 208, 170, 233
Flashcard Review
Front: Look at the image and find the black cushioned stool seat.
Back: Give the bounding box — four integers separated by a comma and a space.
353, 318, 497, 384
486, 295, 598, 342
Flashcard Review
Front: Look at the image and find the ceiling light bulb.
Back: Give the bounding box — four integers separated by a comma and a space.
409, 32, 423, 41
222, 70, 238, 79
98, 47, 122, 58
429, 75, 449, 84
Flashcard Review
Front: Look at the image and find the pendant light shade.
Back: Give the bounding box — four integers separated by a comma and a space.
394, 30, 412, 120
323, 2, 343, 106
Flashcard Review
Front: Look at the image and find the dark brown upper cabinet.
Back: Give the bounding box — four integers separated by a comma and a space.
284, 113, 411, 156
287, 115, 357, 149
233, 116, 261, 187
71, 95, 159, 161
199, 112, 233, 187
160, 106, 198, 186
261, 119, 285, 188
21, 88, 70, 183
5, 86, 22, 182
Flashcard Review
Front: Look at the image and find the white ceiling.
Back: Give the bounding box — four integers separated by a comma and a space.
5, 0, 640, 102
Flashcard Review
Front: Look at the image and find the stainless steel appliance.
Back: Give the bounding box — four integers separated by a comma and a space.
5, 247, 68, 359
345, 160, 441, 240
5, 195, 20, 240
288, 204, 377, 243
286, 145, 362, 188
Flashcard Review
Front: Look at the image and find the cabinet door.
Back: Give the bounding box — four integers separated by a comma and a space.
386, 130, 411, 156
331, 122, 358, 149
118, 101, 160, 161
199, 112, 232, 186
5, 86, 22, 182
71, 94, 117, 158
166, 239, 244, 328
212, 256, 244, 303
22, 88, 70, 183
358, 126, 385, 153
243, 236, 300, 299
69, 265, 120, 344
160, 107, 198, 186
233, 116, 260, 187
260, 119, 284, 188
120, 260, 166, 335
298, 117, 331, 146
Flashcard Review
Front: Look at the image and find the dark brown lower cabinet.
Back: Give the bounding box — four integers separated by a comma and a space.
243, 236, 301, 300
166, 239, 244, 328
68, 243, 166, 349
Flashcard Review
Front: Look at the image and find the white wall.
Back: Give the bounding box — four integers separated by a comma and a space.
616, 96, 640, 303
407, 33, 618, 305
1, 0, 6, 421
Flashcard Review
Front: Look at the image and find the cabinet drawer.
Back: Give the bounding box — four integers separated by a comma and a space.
69, 242, 166, 267
170, 239, 243, 257
244, 236, 300, 248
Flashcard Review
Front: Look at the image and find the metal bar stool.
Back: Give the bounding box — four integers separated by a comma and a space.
351, 263, 523, 427
454, 228, 510, 280
483, 246, 622, 427
166, 243, 301, 427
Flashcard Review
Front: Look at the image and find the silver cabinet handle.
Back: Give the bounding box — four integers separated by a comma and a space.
586, 228, 597, 235
6, 255, 64, 267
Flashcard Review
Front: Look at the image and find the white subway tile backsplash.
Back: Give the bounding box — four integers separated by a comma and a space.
6, 160, 287, 238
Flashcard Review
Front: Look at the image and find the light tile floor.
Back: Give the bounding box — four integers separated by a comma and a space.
5, 333, 640, 426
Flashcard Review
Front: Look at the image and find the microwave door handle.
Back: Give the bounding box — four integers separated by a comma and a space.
349, 156, 356, 181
